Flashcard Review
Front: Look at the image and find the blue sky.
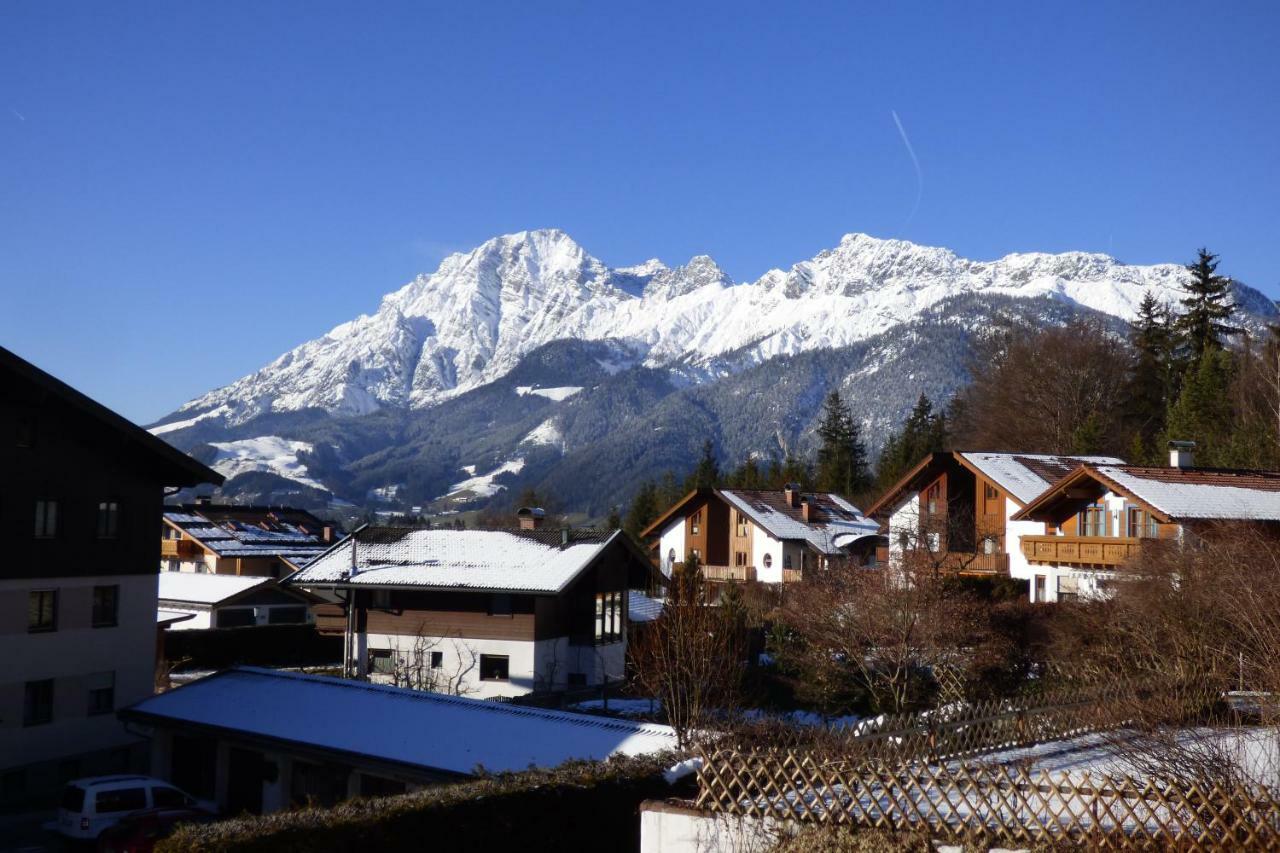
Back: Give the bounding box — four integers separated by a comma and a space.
2, 1, 1278, 423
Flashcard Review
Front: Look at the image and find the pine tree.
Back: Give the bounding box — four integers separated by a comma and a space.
687, 439, 721, 490
815, 390, 870, 496
1164, 350, 1236, 466
1177, 248, 1242, 361
623, 480, 660, 538
875, 394, 948, 488
1126, 291, 1178, 448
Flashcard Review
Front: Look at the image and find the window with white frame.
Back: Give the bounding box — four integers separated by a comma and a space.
595, 590, 623, 644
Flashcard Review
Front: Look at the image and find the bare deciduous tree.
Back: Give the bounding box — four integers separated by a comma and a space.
385, 624, 480, 696
629, 555, 746, 748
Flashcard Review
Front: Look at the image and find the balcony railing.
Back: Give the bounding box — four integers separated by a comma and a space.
700, 564, 757, 583
894, 550, 1010, 575
1020, 535, 1143, 567
160, 538, 199, 558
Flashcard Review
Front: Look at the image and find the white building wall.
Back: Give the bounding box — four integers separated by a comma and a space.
0, 573, 157, 770
159, 601, 313, 631
363, 632, 628, 699
657, 518, 686, 577
887, 494, 922, 564
752, 526, 784, 584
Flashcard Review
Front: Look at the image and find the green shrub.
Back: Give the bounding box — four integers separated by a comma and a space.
159, 752, 683, 853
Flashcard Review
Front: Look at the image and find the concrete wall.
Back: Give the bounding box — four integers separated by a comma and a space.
640, 800, 777, 853
0, 573, 156, 770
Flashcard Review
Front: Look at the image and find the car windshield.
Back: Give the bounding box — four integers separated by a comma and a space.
60, 785, 85, 811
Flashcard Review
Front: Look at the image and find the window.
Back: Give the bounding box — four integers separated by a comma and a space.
266, 606, 307, 624
735, 512, 748, 537
92, 585, 119, 628
165, 559, 180, 572
1033, 575, 1047, 603
667, 548, 676, 567
152, 787, 193, 809
23, 679, 53, 726
370, 649, 395, 675
567, 672, 587, 687
982, 535, 999, 555
96, 501, 120, 539
733, 551, 748, 567
595, 591, 623, 644
690, 510, 701, 535
1125, 506, 1159, 539
783, 553, 793, 570
430, 651, 443, 669
1057, 575, 1080, 602
87, 672, 114, 716
1078, 505, 1107, 537
762, 553, 773, 569
95, 787, 147, 814
28, 590, 57, 632
214, 608, 256, 628
370, 589, 392, 610
479, 654, 509, 681
488, 594, 513, 617
925, 483, 941, 516
33, 500, 57, 538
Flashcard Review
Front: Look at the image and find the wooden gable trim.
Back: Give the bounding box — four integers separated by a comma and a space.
1011, 466, 1173, 524
950, 454, 1026, 508
638, 488, 718, 539
863, 452, 953, 519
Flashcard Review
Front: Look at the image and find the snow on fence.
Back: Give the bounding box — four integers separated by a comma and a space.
694, 753, 1280, 848
695, 690, 1280, 848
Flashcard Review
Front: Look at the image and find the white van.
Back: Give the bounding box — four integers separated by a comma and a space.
55, 775, 216, 840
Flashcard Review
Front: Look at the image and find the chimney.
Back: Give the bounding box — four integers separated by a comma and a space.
784, 483, 801, 508
322, 525, 334, 543
195, 495, 212, 507
1169, 440, 1196, 469
800, 497, 813, 523
517, 506, 546, 530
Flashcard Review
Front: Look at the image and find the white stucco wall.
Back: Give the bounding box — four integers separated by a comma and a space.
752, 525, 784, 584
887, 494, 922, 564
658, 518, 686, 577
0, 573, 157, 770
159, 601, 313, 631
364, 632, 628, 699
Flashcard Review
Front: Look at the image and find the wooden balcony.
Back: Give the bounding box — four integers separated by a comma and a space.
1020, 535, 1142, 567
160, 538, 200, 559
781, 568, 804, 584
939, 552, 1009, 575
701, 564, 756, 583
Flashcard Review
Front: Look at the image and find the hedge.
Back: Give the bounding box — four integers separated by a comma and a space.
158, 752, 685, 853
163, 624, 342, 671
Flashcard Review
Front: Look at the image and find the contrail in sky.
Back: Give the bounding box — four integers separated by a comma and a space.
10, 108, 25, 122
891, 109, 923, 226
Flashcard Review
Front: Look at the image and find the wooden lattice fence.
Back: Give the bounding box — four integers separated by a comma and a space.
695, 751, 1280, 850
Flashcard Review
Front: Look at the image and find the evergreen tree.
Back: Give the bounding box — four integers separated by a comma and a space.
687, 439, 721, 490
1126, 291, 1178, 450
875, 394, 948, 488
815, 390, 870, 495
604, 505, 623, 532
623, 480, 660, 538
1164, 350, 1236, 466
1177, 248, 1242, 361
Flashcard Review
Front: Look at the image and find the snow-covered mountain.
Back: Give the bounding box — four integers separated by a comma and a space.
167, 229, 1266, 429
150, 231, 1276, 513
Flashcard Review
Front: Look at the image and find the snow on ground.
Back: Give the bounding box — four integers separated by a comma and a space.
515, 385, 583, 401
520, 418, 564, 450
369, 483, 402, 501
207, 436, 325, 490
444, 457, 526, 499
149, 405, 229, 435
572, 698, 662, 717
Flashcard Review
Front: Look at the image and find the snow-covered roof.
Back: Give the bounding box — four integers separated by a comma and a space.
157, 572, 271, 605
289, 527, 623, 593
628, 590, 663, 623
1096, 465, 1280, 522
718, 490, 879, 555
121, 667, 677, 775
163, 505, 330, 564
958, 452, 1125, 505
